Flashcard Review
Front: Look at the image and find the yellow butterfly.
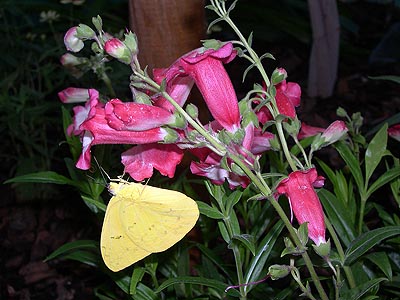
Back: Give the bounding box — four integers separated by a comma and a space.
100, 181, 199, 272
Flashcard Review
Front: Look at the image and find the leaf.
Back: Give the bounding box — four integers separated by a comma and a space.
197, 201, 224, 219
365, 123, 388, 184
45, 240, 99, 261
344, 226, 400, 265
319, 189, 356, 246
244, 221, 284, 294
230, 234, 256, 256
195, 244, 233, 281
369, 75, 400, 84
339, 278, 387, 300
366, 166, 400, 199
61, 250, 102, 267
335, 142, 364, 193
4, 171, 77, 187
155, 276, 241, 297
132, 283, 159, 300
81, 195, 106, 213
130, 267, 146, 295
365, 252, 393, 281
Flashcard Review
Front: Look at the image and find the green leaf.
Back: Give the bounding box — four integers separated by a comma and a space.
197, 201, 224, 219
319, 189, 356, 246
225, 190, 242, 216
130, 267, 146, 295
339, 278, 387, 300
366, 166, 400, 199
4, 171, 77, 187
365, 252, 393, 281
230, 234, 256, 256
45, 240, 99, 261
344, 226, 400, 265
365, 123, 388, 184
195, 244, 233, 281
81, 195, 106, 213
218, 221, 230, 243
369, 75, 400, 84
133, 283, 159, 300
335, 142, 364, 193
244, 221, 284, 294
155, 276, 241, 297
64, 251, 102, 267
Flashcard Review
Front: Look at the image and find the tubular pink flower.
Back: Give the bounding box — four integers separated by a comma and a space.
161, 42, 240, 132
64, 26, 84, 52
388, 124, 400, 142
104, 99, 176, 131
190, 151, 250, 188
276, 168, 326, 245
153, 69, 194, 112
121, 144, 184, 181
275, 80, 301, 119
58, 87, 92, 104
298, 122, 325, 140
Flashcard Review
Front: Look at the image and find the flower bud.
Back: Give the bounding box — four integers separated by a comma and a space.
104, 38, 132, 64
186, 103, 199, 119
64, 26, 84, 52
268, 264, 291, 280
271, 68, 287, 85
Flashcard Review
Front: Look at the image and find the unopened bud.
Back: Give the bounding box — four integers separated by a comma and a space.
186, 103, 199, 119
268, 264, 291, 280
104, 38, 132, 64
271, 68, 287, 85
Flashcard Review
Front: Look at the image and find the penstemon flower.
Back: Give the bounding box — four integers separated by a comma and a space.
276, 168, 326, 245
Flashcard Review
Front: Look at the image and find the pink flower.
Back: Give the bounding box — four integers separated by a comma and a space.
190, 150, 250, 188
62, 89, 170, 170
58, 87, 92, 104
298, 122, 325, 140
122, 144, 184, 181
274, 80, 301, 119
64, 26, 84, 52
104, 99, 177, 131
255, 77, 301, 123
160, 42, 240, 132
388, 124, 400, 142
276, 168, 326, 245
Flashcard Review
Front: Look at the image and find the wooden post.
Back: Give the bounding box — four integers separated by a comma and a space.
128, 0, 206, 72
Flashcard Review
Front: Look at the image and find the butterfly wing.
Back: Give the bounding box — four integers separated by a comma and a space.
120, 183, 199, 253
100, 183, 151, 272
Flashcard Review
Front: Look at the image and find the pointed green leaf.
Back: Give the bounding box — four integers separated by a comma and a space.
4, 171, 77, 187
319, 189, 356, 246
81, 195, 106, 213
155, 276, 241, 297
366, 166, 400, 198
339, 278, 387, 300
344, 226, 400, 265
132, 283, 159, 300
335, 142, 364, 192
60, 250, 102, 267
230, 234, 256, 256
365, 123, 388, 184
369, 75, 400, 84
365, 252, 393, 281
244, 221, 284, 294
130, 267, 146, 295
197, 201, 224, 219
45, 240, 99, 261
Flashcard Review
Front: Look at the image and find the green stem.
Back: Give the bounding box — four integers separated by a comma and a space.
276, 121, 298, 171
358, 196, 367, 234
101, 73, 116, 98
324, 217, 356, 289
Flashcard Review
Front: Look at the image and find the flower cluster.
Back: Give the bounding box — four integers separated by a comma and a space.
59, 19, 348, 246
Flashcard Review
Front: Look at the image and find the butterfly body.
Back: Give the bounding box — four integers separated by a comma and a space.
101, 181, 199, 272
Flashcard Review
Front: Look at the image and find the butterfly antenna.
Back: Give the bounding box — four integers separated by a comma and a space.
93, 156, 111, 185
